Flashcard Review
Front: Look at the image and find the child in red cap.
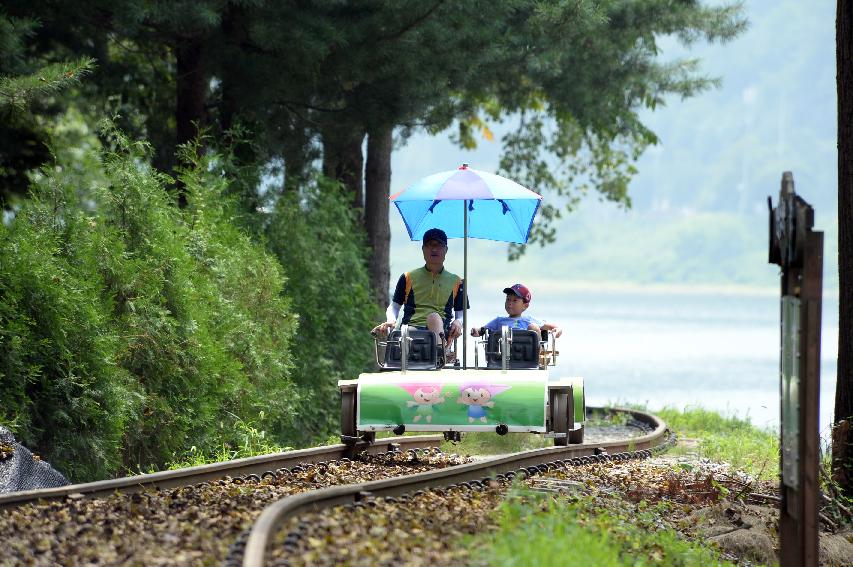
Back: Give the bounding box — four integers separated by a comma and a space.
470, 283, 562, 338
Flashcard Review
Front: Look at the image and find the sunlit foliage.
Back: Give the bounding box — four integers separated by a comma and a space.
0, 127, 299, 480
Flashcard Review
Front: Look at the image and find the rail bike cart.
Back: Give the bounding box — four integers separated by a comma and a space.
339, 324, 585, 446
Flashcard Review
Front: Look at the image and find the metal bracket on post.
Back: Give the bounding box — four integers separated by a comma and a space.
768, 171, 823, 567
500, 324, 511, 374
547, 332, 558, 367
400, 324, 411, 374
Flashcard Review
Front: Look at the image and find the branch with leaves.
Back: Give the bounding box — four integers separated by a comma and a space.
0, 57, 95, 111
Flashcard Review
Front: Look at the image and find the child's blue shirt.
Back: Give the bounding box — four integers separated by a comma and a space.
483, 314, 542, 332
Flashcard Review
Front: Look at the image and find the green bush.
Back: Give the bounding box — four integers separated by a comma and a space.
0, 173, 139, 480
266, 177, 377, 444
0, 119, 379, 478
0, 129, 299, 480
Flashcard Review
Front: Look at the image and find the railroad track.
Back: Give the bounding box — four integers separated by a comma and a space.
240, 407, 669, 567
0, 435, 440, 511
0, 407, 668, 565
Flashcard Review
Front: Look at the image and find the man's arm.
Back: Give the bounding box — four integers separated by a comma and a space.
470, 317, 497, 337
373, 275, 407, 335
447, 310, 463, 342
447, 280, 468, 341
374, 302, 402, 334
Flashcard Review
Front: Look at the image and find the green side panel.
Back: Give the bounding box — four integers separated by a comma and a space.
358, 375, 546, 428
569, 378, 585, 421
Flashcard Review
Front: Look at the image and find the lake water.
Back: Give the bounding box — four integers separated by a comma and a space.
458, 284, 840, 437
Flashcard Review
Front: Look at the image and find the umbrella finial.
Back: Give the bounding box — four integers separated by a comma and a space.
459, 163, 469, 170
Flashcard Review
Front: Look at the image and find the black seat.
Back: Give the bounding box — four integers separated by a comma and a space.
384, 329, 440, 370
485, 329, 540, 369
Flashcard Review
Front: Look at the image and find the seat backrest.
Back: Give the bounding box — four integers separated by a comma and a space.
485, 329, 540, 369
384, 329, 439, 370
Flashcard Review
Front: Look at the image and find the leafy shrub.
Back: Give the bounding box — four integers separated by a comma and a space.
0, 173, 139, 480
266, 177, 377, 444
0, 128, 299, 480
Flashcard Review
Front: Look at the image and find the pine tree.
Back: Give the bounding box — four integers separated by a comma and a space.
0, 8, 94, 205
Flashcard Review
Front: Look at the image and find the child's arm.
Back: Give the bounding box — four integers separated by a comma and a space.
540, 321, 562, 338
471, 318, 498, 337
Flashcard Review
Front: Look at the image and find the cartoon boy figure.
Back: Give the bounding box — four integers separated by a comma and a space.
456, 383, 510, 423
399, 383, 445, 423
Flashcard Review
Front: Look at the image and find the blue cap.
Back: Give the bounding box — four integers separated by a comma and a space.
422, 228, 448, 246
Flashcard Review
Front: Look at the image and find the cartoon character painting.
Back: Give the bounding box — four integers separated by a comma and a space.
399, 383, 446, 423
456, 383, 511, 423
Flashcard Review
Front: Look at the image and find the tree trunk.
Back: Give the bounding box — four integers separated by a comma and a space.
834, 0, 853, 498
175, 36, 206, 207
219, 3, 244, 136
364, 126, 393, 311
322, 128, 365, 210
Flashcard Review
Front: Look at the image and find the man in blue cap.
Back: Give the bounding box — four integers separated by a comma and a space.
374, 228, 466, 351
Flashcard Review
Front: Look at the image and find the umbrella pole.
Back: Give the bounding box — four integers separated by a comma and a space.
463, 199, 468, 369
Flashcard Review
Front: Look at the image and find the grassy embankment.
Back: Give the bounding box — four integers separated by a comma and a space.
460, 406, 778, 566
481, 489, 738, 567
160, 412, 293, 471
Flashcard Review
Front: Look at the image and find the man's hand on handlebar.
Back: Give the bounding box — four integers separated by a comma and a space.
446, 320, 462, 345
371, 321, 396, 336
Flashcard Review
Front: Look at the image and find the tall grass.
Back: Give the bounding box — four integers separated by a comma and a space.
655, 406, 779, 480
480, 488, 736, 566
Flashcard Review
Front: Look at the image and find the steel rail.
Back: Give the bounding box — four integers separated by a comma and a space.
242, 407, 668, 567
0, 435, 442, 510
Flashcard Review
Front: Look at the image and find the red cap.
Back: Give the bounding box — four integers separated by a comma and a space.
503, 283, 531, 303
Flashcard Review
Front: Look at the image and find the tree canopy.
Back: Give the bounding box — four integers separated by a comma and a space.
0, 0, 754, 479
2, 1, 746, 219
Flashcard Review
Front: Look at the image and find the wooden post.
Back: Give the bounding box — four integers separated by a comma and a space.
769, 172, 822, 567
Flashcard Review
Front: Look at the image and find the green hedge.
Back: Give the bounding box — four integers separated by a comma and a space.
266, 176, 377, 443
0, 132, 302, 480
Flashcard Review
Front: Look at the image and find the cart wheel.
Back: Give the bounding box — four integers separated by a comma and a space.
568, 424, 584, 444
551, 390, 570, 447
341, 388, 357, 438
568, 384, 585, 444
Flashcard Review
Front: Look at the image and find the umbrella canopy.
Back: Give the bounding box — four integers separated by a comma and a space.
390, 164, 542, 368
391, 165, 542, 244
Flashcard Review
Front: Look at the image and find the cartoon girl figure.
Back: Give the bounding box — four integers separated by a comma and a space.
456, 383, 510, 423
399, 383, 445, 423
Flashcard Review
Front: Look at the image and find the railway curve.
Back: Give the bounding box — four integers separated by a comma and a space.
0, 407, 668, 564
240, 406, 670, 567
